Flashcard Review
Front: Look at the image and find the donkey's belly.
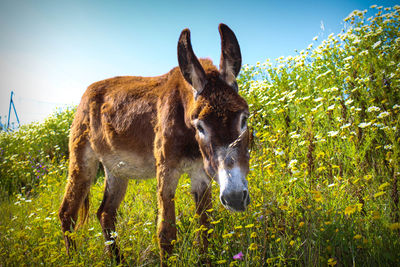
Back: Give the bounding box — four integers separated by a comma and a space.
100, 151, 156, 180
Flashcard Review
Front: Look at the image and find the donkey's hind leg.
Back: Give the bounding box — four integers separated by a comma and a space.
59, 142, 99, 254
97, 167, 129, 264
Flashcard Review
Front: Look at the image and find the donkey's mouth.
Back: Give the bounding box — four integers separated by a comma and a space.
220, 190, 250, 212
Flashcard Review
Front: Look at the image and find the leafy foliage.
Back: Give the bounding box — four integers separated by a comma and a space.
1, 5, 400, 266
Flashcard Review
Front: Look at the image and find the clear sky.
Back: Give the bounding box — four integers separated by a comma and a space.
0, 0, 398, 125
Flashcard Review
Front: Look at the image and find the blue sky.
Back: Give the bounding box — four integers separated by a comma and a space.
0, 0, 398, 125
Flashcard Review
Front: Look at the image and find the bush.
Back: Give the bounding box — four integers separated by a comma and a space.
237, 5, 400, 265
0, 107, 75, 197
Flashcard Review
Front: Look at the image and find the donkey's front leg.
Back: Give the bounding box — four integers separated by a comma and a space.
189, 166, 212, 254
156, 164, 179, 264
194, 184, 212, 252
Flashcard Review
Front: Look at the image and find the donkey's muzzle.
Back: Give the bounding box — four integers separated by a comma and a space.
220, 189, 250, 212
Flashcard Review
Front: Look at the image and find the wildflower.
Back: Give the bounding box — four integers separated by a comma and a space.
314, 97, 324, 102
249, 243, 257, 250
344, 205, 357, 216
374, 191, 385, 198
372, 40, 382, 49
389, 223, 400, 230
367, 106, 380, 112
289, 131, 300, 139
393, 104, 400, 109
327, 131, 339, 137
275, 149, 285, 156
233, 251, 244, 260
340, 123, 351, 129
377, 111, 390, 118
384, 145, 392, 150
345, 99, 354, 105
110, 231, 118, 238
354, 234, 362, 239
288, 159, 298, 169
358, 122, 372, 128
328, 258, 337, 266
105, 240, 115, 245
344, 56, 353, 61
327, 104, 335, 111
379, 182, 390, 190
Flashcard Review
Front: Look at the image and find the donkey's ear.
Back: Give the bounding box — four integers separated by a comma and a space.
219, 23, 242, 90
178, 28, 207, 97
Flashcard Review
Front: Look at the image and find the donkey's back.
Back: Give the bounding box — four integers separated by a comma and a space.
72, 64, 196, 179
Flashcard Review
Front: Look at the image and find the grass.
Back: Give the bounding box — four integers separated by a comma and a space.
1, 4, 400, 266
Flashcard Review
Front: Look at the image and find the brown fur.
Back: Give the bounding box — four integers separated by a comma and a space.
59, 24, 250, 266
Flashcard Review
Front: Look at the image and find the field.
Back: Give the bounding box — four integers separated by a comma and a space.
1, 5, 400, 266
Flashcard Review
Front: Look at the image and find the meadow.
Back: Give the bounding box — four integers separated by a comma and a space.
1, 5, 399, 266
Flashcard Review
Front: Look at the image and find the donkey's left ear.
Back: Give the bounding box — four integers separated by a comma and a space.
178, 28, 207, 97
219, 23, 242, 90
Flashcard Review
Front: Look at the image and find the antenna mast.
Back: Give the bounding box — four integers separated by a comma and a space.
7, 91, 20, 130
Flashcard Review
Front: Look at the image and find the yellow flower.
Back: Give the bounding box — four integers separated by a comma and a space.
364, 175, 372, 181
279, 205, 289, 210
344, 205, 356, 216
328, 258, 337, 266
372, 211, 381, 220
378, 182, 390, 191
374, 191, 385, 198
354, 234, 362, 239
389, 223, 400, 230
249, 243, 258, 250
299, 222, 305, 227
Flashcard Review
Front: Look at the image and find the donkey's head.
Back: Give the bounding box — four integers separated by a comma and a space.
178, 24, 250, 212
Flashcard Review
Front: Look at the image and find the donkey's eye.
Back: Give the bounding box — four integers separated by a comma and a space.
196, 124, 205, 134
241, 116, 248, 130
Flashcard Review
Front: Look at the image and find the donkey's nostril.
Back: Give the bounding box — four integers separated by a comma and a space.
221, 196, 227, 206
242, 190, 248, 202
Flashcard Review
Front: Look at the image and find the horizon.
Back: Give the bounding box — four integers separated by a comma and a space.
1, 0, 398, 126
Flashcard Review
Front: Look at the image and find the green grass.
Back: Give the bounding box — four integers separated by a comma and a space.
1, 5, 400, 266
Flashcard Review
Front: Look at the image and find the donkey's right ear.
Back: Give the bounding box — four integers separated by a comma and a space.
178, 29, 207, 98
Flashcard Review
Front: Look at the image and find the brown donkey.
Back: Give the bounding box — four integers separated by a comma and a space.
59, 24, 251, 264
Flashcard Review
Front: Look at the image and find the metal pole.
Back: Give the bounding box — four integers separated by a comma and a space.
12, 96, 20, 126
7, 91, 20, 130
7, 91, 13, 129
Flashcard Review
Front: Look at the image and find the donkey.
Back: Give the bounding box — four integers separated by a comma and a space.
58, 23, 250, 264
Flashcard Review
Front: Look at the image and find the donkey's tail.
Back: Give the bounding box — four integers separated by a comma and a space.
77, 194, 90, 229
